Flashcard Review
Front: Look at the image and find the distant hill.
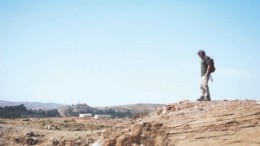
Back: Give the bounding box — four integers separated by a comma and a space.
0, 100, 66, 110
0, 100, 165, 118
57, 103, 94, 116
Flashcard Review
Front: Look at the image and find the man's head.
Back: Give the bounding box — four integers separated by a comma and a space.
197, 50, 206, 59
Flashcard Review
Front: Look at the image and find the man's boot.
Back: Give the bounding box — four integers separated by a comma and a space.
202, 96, 211, 101
197, 96, 204, 101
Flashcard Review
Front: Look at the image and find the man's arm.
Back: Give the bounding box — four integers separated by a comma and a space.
205, 64, 212, 76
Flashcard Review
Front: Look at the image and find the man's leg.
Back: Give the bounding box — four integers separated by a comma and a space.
202, 75, 211, 101
197, 77, 206, 101
203, 84, 211, 101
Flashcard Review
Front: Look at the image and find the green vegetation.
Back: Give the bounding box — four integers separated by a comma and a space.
0, 104, 27, 118
0, 104, 60, 118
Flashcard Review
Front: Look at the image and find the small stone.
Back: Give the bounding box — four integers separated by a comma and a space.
76, 139, 81, 144
26, 132, 35, 137
26, 137, 38, 145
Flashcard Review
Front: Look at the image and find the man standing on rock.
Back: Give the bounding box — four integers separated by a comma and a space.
197, 50, 215, 101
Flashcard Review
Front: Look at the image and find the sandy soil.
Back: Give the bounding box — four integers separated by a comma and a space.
0, 100, 259, 146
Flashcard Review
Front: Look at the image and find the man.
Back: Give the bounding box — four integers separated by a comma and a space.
197, 50, 213, 101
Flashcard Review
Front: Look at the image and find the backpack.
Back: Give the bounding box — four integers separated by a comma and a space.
208, 57, 216, 73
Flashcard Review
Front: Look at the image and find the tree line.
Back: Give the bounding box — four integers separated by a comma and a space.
0, 104, 146, 119
0, 104, 60, 118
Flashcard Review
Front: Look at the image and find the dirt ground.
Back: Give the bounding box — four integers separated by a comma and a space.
0, 100, 260, 146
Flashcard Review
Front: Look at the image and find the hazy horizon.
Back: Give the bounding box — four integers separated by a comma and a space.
0, 99, 168, 107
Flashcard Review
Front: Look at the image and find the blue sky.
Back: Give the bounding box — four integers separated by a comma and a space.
0, 0, 259, 106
